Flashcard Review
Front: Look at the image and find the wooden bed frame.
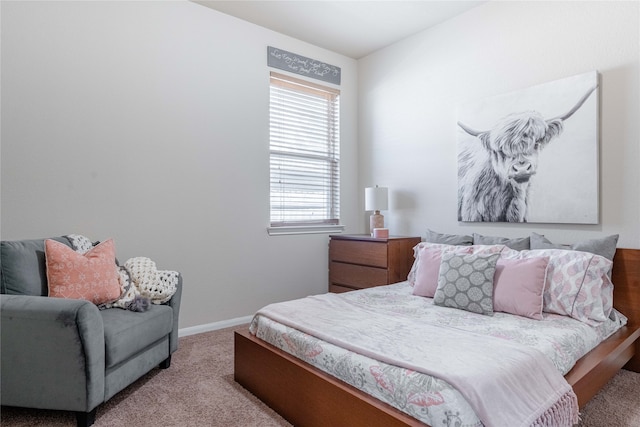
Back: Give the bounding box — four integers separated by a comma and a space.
235, 248, 640, 427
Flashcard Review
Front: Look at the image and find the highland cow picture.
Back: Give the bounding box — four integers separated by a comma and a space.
457, 71, 599, 224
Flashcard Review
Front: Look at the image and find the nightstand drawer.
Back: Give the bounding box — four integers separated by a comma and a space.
330, 240, 387, 268
330, 262, 388, 288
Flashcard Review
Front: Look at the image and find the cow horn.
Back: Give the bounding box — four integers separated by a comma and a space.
457, 121, 485, 137
551, 85, 598, 122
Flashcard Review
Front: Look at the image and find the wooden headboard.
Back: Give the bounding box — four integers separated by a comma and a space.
611, 248, 640, 371
612, 248, 640, 326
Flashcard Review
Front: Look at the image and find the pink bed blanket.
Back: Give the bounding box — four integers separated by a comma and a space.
256, 292, 579, 427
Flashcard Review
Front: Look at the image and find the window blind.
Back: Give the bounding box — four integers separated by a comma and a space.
269, 72, 340, 227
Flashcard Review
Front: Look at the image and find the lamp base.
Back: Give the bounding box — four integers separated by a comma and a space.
369, 211, 384, 236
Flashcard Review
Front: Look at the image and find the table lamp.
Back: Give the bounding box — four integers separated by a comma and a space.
365, 186, 388, 236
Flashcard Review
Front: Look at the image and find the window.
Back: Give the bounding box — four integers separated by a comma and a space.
268, 72, 342, 235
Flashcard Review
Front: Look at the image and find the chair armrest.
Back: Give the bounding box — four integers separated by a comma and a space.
166, 273, 183, 353
0, 294, 106, 412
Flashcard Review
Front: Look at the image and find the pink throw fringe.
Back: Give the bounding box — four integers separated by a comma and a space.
532, 390, 580, 427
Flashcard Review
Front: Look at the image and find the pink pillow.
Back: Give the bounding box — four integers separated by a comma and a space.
500, 247, 613, 325
45, 238, 121, 305
412, 247, 445, 297
493, 257, 549, 320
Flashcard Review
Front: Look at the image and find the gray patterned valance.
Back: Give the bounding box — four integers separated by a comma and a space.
267, 46, 341, 85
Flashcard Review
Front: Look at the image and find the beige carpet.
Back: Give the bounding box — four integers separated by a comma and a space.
2, 325, 639, 426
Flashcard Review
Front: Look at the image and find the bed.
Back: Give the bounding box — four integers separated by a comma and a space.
234, 246, 640, 427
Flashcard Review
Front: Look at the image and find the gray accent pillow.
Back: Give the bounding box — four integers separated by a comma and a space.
433, 252, 500, 315
530, 232, 619, 261
425, 229, 473, 246
473, 233, 530, 250
0, 237, 71, 296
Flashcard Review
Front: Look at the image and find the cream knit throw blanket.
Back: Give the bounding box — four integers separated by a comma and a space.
65, 234, 178, 311
122, 257, 178, 305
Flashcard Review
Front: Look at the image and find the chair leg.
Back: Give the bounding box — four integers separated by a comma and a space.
159, 355, 172, 369
76, 408, 97, 427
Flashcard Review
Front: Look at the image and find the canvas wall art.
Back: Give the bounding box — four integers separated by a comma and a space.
457, 71, 599, 224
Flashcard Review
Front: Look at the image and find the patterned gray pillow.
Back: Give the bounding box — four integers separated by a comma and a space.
433, 252, 500, 315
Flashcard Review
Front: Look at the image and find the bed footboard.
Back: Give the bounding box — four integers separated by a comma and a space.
234, 329, 427, 427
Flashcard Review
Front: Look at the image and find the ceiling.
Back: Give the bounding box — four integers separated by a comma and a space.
192, 1, 486, 59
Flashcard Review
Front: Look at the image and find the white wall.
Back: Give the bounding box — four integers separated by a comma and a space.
3, 1, 638, 332
1, 1, 359, 329
358, 1, 640, 249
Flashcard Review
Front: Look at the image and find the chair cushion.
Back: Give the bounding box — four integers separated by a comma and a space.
1, 237, 71, 296
101, 304, 173, 368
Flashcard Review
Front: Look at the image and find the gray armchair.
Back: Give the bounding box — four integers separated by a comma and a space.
0, 237, 182, 427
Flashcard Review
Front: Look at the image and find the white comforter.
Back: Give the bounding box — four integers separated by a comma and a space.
251, 282, 626, 427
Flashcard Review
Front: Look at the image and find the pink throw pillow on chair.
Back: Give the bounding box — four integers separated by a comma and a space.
45, 238, 121, 305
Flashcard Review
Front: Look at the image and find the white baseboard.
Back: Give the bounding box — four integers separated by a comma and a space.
178, 315, 253, 337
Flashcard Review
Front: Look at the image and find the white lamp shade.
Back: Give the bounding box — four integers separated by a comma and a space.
365, 186, 388, 211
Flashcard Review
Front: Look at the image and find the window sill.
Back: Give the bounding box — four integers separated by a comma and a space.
267, 224, 345, 236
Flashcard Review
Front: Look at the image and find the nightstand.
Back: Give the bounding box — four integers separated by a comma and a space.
328, 234, 421, 293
